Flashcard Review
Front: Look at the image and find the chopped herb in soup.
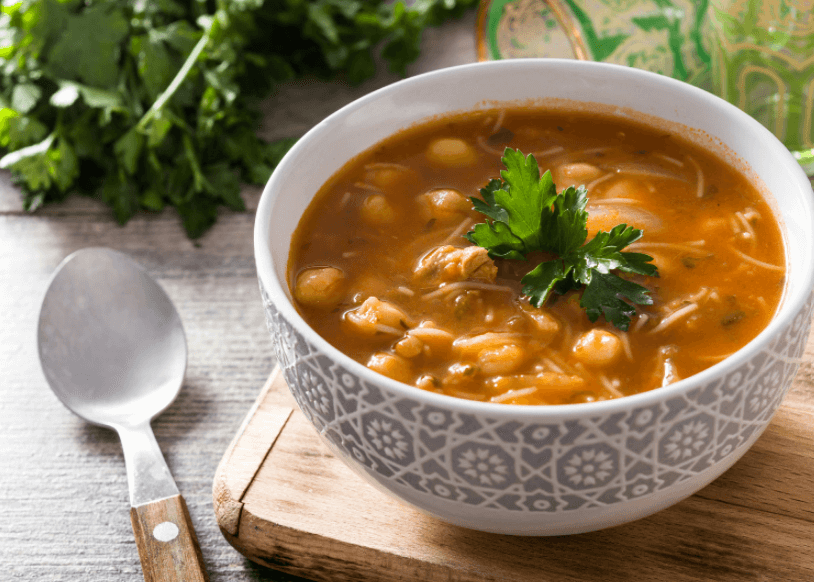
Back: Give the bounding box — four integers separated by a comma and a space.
287, 108, 785, 405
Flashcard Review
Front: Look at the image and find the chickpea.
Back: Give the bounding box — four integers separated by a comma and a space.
360, 194, 396, 225
417, 188, 471, 223
701, 216, 729, 236
477, 344, 526, 376
416, 374, 441, 391
293, 267, 346, 308
367, 352, 413, 384
556, 163, 602, 185
426, 138, 477, 167
586, 204, 663, 238
394, 334, 424, 359
453, 291, 481, 320
442, 362, 480, 387
505, 315, 528, 332
518, 303, 560, 344
453, 332, 521, 358
407, 322, 454, 358
602, 178, 646, 201
536, 372, 586, 391
364, 164, 415, 190
347, 274, 390, 300
571, 329, 623, 367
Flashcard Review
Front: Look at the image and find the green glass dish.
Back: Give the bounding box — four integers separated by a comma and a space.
477, 0, 713, 87
708, 0, 814, 177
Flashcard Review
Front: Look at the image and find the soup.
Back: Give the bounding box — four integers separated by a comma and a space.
287, 107, 785, 405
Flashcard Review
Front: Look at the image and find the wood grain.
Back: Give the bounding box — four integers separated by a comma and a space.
213, 368, 294, 537
5, 10, 814, 581
130, 495, 209, 582
0, 15, 476, 582
214, 368, 814, 582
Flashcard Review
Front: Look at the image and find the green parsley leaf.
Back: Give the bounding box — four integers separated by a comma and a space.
7, 116, 49, 151
0, 133, 57, 191
0, 0, 478, 238
470, 179, 509, 222
11, 83, 41, 113
468, 148, 659, 331
114, 128, 144, 176
46, 4, 129, 88
581, 271, 654, 330
466, 220, 525, 261
495, 148, 555, 252
573, 224, 654, 280
521, 260, 569, 308
49, 84, 80, 108
539, 184, 589, 255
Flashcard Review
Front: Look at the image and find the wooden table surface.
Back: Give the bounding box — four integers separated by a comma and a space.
0, 15, 477, 582
5, 11, 814, 581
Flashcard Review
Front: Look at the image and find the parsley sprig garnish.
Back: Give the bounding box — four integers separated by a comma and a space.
465, 148, 658, 331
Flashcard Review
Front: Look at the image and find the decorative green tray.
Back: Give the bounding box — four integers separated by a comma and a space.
477, 0, 712, 87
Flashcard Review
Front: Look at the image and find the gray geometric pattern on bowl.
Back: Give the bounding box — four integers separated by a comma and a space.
261, 281, 813, 513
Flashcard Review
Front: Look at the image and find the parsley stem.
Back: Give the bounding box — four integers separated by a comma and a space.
135, 20, 213, 133
183, 133, 206, 193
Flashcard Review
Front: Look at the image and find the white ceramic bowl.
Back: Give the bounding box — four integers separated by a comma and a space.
254, 60, 814, 535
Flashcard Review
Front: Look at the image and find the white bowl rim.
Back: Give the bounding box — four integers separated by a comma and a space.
255, 58, 814, 421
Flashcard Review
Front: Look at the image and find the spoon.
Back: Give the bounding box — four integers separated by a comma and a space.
37, 248, 208, 582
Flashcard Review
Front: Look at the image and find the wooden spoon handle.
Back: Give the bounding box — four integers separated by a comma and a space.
130, 494, 209, 582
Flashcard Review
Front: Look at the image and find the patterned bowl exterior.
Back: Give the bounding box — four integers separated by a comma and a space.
261, 280, 814, 535
254, 60, 814, 535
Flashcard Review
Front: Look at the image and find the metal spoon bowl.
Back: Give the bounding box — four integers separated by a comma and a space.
38, 247, 208, 582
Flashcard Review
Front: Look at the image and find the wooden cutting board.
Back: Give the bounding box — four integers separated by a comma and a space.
212, 367, 814, 582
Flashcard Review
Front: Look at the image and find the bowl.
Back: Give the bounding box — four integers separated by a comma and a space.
254, 59, 814, 535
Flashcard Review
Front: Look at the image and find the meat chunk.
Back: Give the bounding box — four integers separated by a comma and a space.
344, 297, 410, 336
414, 245, 497, 285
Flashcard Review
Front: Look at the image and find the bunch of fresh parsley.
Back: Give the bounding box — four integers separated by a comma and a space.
466, 148, 659, 330
0, 0, 476, 237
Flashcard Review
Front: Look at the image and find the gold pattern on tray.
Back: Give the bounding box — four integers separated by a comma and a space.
478, 0, 814, 176
477, 0, 590, 61
709, 0, 814, 171
477, 0, 713, 86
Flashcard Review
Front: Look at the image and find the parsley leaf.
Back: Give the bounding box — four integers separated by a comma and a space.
470, 179, 509, 222
467, 219, 526, 261
496, 148, 555, 251
521, 260, 569, 309
581, 271, 654, 330
467, 148, 659, 331
45, 4, 129, 88
539, 184, 589, 255
0, 0, 478, 238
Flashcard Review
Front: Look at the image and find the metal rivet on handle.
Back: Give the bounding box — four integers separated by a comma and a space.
152, 521, 179, 542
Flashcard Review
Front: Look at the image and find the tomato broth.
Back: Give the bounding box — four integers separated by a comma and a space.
287, 107, 785, 405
